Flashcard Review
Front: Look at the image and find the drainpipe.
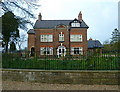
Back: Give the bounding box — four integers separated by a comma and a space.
68, 26, 71, 56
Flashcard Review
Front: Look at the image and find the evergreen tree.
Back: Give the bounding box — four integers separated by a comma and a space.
2, 11, 19, 52
111, 28, 120, 44
10, 42, 16, 52
110, 28, 120, 50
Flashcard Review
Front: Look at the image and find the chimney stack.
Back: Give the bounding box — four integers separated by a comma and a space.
89, 38, 93, 40
38, 13, 42, 21
78, 11, 82, 22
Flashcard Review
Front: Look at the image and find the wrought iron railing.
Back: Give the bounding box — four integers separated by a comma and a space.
2, 50, 120, 70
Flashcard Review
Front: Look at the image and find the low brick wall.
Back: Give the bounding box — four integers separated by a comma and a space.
2, 69, 120, 85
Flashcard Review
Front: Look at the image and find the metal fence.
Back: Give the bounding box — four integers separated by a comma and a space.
2, 49, 120, 70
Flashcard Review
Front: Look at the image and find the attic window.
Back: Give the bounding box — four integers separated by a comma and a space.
71, 20, 80, 27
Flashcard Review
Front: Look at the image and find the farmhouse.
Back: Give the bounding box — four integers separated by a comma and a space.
28, 12, 89, 56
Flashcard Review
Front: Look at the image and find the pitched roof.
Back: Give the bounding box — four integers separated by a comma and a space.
88, 40, 103, 49
34, 19, 89, 29
27, 29, 35, 34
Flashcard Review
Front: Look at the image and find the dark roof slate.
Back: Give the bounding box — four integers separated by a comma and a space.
34, 19, 89, 29
88, 40, 103, 48
27, 29, 35, 34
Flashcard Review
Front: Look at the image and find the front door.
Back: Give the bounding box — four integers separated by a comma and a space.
57, 46, 66, 57
31, 47, 35, 56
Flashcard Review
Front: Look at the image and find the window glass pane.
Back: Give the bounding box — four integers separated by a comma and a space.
40, 47, 44, 55
40, 47, 53, 55
59, 34, 64, 41
62, 49, 64, 53
59, 49, 61, 53
74, 48, 79, 54
76, 23, 80, 27
71, 47, 83, 55
71, 22, 80, 27
40, 35, 53, 42
71, 23, 75, 27
70, 35, 82, 42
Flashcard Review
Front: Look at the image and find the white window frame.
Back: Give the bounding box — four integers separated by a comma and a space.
71, 47, 83, 55
40, 47, 53, 55
40, 35, 53, 42
59, 32, 64, 41
70, 35, 82, 42
71, 21, 80, 27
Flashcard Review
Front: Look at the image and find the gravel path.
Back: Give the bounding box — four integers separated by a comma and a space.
2, 81, 119, 90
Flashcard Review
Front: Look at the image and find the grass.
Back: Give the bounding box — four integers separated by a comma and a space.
2, 53, 120, 70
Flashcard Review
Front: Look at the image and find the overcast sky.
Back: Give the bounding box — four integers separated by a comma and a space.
35, 0, 119, 43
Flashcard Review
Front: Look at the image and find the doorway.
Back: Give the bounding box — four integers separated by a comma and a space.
57, 46, 66, 58
31, 47, 35, 56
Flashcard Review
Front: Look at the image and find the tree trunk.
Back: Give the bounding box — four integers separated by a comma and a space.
5, 41, 8, 53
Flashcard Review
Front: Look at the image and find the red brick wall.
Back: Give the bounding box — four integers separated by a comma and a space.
70, 28, 88, 51
28, 28, 88, 56
28, 34, 35, 51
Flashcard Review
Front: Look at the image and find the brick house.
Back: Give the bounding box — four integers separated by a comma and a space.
28, 12, 89, 57
88, 38, 103, 54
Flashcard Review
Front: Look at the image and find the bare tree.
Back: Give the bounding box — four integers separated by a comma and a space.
15, 34, 27, 50
0, 0, 40, 51
0, 0, 40, 30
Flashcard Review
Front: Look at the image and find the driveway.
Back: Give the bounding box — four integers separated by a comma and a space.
2, 80, 119, 90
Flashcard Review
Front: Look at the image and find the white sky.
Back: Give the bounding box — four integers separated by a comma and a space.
35, 0, 119, 43
1, 0, 119, 50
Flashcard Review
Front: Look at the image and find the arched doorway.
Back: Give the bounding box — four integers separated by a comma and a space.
31, 47, 35, 56
57, 46, 66, 58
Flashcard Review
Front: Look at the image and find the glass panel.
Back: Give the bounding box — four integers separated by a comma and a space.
70, 35, 82, 42
40, 35, 53, 42
62, 49, 64, 53
76, 23, 80, 27
71, 47, 83, 55
59, 34, 64, 41
71, 23, 76, 27
71, 22, 80, 27
59, 49, 61, 53
40, 47, 53, 55
74, 48, 79, 54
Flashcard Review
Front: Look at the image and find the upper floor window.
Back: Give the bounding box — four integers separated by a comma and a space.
71, 22, 80, 27
59, 32, 64, 41
40, 35, 53, 42
70, 35, 82, 42
71, 20, 80, 27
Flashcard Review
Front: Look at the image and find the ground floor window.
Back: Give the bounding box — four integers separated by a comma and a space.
40, 47, 53, 55
71, 47, 83, 55
57, 46, 66, 57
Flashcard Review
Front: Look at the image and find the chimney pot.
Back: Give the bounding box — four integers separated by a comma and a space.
89, 38, 93, 40
78, 11, 82, 21
38, 13, 42, 21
